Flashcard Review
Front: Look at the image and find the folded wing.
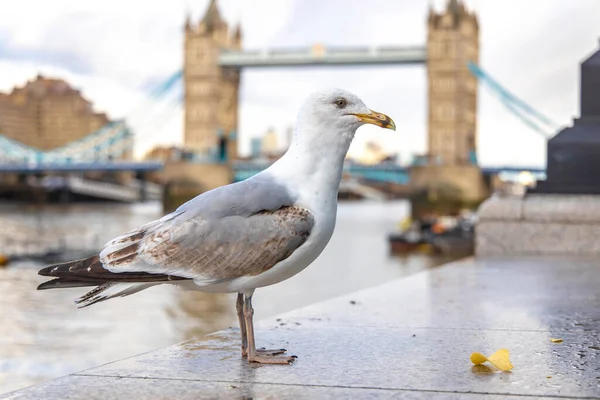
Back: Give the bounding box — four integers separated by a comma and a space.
38, 174, 313, 307
38, 204, 314, 307
102, 205, 315, 281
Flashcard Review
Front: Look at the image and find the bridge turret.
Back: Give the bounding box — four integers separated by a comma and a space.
427, 0, 479, 166
414, 0, 488, 205
183, 0, 239, 161
232, 24, 243, 49
199, 0, 227, 36
184, 10, 191, 32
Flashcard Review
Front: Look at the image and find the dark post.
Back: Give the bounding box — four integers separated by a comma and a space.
138, 171, 148, 202
530, 41, 600, 194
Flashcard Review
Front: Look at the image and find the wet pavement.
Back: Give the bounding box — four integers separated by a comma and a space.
3, 257, 600, 399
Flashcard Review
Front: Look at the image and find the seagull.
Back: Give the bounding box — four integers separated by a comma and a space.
37, 88, 396, 365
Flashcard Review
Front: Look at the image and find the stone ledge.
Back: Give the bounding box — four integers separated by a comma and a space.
477, 220, 600, 256
477, 196, 524, 220
478, 194, 600, 224
477, 194, 600, 256
523, 194, 600, 223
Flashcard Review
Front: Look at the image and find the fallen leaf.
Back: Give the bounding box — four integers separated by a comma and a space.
470, 349, 513, 372
550, 338, 563, 343
487, 349, 514, 371
470, 352, 488, 365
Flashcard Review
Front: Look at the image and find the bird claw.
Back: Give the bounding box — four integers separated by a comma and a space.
248, 354, 297, 365
257, 347, 287, 356
241, 347, 287, 358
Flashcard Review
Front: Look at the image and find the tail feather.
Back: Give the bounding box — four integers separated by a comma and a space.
75, 282, 157, 308
38, 254, 188, 284
38, 255, 104, 279
37, 212, 190, 308
37, 278, 101, 291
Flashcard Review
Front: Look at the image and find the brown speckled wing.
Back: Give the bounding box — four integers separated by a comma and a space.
104, 206, 315, 281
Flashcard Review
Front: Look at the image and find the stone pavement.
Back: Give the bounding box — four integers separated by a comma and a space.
3, 257, 599, 399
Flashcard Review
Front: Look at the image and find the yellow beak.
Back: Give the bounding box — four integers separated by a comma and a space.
350, 109, 396, 131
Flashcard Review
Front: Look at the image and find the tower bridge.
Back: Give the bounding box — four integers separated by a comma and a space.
184, 0, 480, 173
0, 0, 559, 203
183, 0, 560, 200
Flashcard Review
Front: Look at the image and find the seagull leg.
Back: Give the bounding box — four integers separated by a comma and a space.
243, 293, 297, 365
237, 292, 285, 357
236, 292, 248, 357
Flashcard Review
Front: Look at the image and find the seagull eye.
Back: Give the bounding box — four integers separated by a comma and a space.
334, 98, 347, 108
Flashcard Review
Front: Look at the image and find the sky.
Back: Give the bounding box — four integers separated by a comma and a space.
0, 0, 598, 167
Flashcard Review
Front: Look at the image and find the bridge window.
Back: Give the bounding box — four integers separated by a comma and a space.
188, 107, 210, 122
429, 42, 444, 56
434, 103, 455, 121
432, 78, 455, 92
446, 42, 456, 57
191, 82, 213, 96
441, 15, 453, 29
461, 23, 473, 35
431, 127, 454, 145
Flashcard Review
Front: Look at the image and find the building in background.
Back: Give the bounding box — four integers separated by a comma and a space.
261, 127, 279, 157
144, 145, 186, 163
250, 138, 262, 159
0, 75, 111, 151
184, 0, 241, 162
247, 127, 287, 161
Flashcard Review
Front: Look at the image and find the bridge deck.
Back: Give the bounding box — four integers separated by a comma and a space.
0, 161, 163, 173
218, 46, 427, 68
232, 162, 546, 184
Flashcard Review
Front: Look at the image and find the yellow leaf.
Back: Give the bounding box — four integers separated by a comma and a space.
486, 348, 514, 371
549, 338, 563, 343
470, 352, 488, 365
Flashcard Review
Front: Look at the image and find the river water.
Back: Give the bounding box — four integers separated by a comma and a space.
0, 200, 455, 394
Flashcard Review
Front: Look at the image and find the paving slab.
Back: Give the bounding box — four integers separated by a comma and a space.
3, 257, 600, 399
0, 375, 566, 400
275, 257, 600, 332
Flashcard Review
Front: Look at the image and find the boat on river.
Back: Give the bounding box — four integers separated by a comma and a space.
388, 212, 476, 256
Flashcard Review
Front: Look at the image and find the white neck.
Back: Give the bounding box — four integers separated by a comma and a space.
267, 122, 355, 202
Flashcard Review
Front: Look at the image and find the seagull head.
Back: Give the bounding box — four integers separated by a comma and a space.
297, 88, 396, 140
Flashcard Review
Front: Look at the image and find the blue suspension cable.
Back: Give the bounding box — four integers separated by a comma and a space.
467, 62, 560, 135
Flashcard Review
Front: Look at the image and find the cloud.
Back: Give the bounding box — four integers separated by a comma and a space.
0, 0, 599, 166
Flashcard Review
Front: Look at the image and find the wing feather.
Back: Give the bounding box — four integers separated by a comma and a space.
103, 206, 314, 281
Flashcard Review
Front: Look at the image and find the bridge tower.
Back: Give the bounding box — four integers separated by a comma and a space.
184, 0, 240, 161
427, 0, 479, 166
409, 0, 487, 209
